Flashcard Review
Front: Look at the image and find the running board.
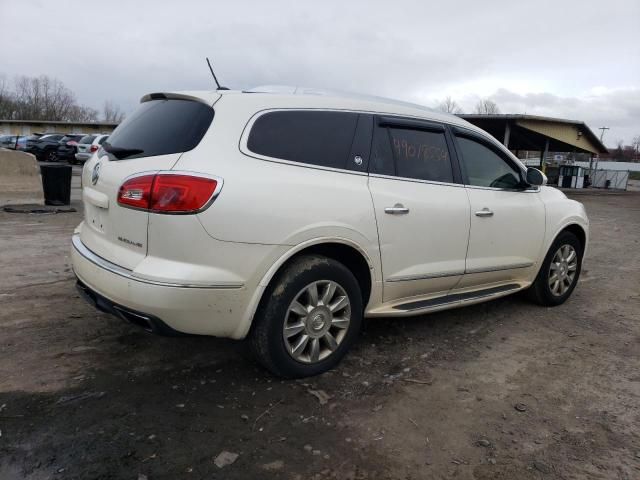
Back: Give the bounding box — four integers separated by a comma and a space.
393, 283, 522, 312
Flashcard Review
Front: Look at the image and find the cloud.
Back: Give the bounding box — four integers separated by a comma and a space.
0, 0, 638, 143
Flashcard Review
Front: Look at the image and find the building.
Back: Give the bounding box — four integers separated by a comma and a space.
457, 114, 608, 168
0, 119, 118, 136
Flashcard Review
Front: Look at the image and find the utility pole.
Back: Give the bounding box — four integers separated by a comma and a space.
592, 126, 609, 176
598, 127, 609, 143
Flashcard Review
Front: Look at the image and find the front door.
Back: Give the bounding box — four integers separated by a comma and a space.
452, 131, 546, 289
367, 118, 470, 302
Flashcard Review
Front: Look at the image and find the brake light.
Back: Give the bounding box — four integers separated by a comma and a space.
67, 141, 78, 146
90, 145, 99, 152
117, 174, 155, 210
117, 173, 219, 213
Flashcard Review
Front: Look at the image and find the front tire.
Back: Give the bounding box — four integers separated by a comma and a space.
251, 255, 363, 378
528, 231, 583, 306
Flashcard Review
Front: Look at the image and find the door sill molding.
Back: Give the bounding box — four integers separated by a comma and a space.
367, 283, 524, 317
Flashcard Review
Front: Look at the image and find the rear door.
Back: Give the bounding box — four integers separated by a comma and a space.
367, 117, 470, 302
80, 96, 215, 269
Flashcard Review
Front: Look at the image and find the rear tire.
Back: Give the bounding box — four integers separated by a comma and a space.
528, 231, 582, 306
251, 255, 363, 378
45, 150, 57, 162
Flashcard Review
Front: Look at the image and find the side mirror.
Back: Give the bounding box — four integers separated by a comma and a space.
526, 167, 547, 187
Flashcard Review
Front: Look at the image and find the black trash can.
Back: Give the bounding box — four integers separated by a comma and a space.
41, 164, 72, 205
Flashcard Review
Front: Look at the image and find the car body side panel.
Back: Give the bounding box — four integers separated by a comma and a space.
538, 186, 589, 261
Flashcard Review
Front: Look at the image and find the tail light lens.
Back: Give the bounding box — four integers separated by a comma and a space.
117, 173, 219, 213
90, 145, 99, 152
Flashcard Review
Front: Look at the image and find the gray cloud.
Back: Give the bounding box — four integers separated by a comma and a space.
1, 0, 638, 144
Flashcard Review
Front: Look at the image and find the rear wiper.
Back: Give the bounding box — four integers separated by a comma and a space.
103, 144, 144, 159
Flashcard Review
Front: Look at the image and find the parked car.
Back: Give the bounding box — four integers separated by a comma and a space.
26, 133, 65, 161
73, 134, 109, 164
71, 88, 589, 378
0, 135, 21, 149
56, 134, 87, 162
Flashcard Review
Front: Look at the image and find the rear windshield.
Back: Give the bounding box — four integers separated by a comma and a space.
79, 135, 96, 144
103, 98, 214, 160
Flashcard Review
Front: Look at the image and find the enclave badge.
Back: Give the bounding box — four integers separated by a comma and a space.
91, 162, 101, 185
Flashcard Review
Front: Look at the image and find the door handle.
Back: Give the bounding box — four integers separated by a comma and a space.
384, 203, 410, 215
475, 208, 494, 217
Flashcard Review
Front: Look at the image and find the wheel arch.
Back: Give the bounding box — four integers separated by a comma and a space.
234, 238, 375, 339
560, 223, 587, 253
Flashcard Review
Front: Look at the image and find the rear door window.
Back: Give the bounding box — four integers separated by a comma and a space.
247, 110, 359, 169
370, 123, 454, 183
104, 98, 214, 160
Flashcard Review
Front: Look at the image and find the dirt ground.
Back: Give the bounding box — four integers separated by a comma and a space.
1, 190, 639, 480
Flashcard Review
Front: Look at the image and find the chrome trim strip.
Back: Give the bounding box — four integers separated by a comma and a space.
386, 263, 532, 283
72, 235, 244, 289
386, 270, 464, 283
465, 262, 533, 274
463, 184, 541, 193
369, 173, 464, 188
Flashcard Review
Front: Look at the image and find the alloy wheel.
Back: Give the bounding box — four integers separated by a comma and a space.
283, 280, 351, 363
548, 244, 578, 296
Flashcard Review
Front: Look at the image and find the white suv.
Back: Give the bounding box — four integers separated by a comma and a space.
71, 87, 589, 377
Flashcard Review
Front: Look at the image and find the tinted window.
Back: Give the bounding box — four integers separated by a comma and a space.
456, 136, 521, 188
98, 136, 108, 145
389, 128, 452, 182
247, 111, 358, 169
79, 135, 96, 144
370, 126, 395, 176
104, 99, 214, 160
370, 125, 453, 183
41, 135, 63, 141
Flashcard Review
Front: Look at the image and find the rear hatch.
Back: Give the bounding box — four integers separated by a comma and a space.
79, 94, 216, 270
76, 135, 97, 154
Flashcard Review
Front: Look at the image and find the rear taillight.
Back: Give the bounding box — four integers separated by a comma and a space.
90, 145, 99, 152
67, 141, 78, 146
117, 174, 155, 210
117, 173, 220, 213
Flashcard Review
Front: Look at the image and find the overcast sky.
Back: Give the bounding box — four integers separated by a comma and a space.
1, 0, 639, 146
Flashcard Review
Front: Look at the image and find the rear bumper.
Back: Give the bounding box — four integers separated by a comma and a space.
75, 153, 91, 162
71, 234, 252, 338
76, 279, 185, 335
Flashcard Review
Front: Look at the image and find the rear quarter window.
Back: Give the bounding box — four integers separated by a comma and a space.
247, 110, 359, 169
104, 99, 214, 160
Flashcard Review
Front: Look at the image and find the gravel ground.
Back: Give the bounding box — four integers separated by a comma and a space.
0, 191, 639, 479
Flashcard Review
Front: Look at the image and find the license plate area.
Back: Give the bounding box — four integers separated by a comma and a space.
86, 203, 107, 233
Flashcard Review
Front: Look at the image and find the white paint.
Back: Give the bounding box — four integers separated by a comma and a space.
72, 89, 590, 341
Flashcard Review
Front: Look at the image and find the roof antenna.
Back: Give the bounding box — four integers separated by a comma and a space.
206, 57, 229, 90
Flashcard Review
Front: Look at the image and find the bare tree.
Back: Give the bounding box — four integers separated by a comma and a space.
436, 96, 463, 114
0, 74, 15, 119
70, 105, 99, 122
13, 75, 77, 121
103, 100, 125, 123
474, 99, 500, 114
632, 135, 640, 162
